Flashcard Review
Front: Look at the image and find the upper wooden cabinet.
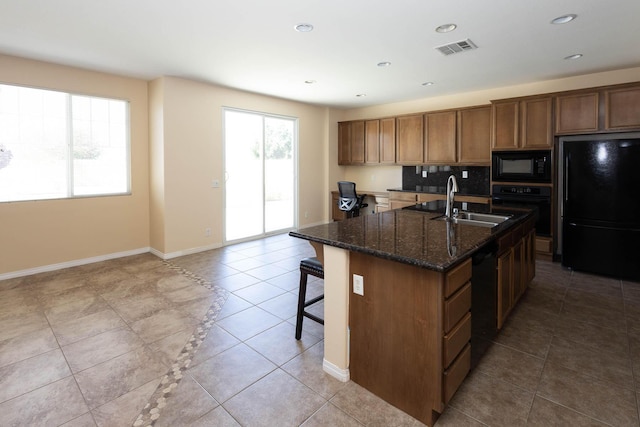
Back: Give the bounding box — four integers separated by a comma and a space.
555, 92, 599, 134
379, 118, 396, 164
605, 86, 640, 130
339, 118, 396, 165
350, 121, 365, 164
424, 110, 456, 164
492, 96, 553, 150
555, 84, 640, 135
338, 121, 351, 165
457, 106, 491, 164
396, 114, 424, 165
365, 120, 380, 164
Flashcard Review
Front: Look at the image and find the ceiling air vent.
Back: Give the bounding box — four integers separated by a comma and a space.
435, 39, 478, 56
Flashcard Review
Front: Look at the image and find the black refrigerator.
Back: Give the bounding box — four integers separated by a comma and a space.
560, 136, 640, 281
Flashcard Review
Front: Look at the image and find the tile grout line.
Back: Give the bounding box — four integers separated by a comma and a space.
133, 260, 230, 427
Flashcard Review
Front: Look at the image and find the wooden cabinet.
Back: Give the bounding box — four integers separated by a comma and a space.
339, 118, 396, 165
338, 121, 351, 165
457, 106, 492, 164
496, 221, 535, 329
389, 191, 418, 210
555, 84, 640, 134
396, 114, 424, 164
331, 192, 347, 221
605, 86, 640, 130
424, 106, 491, 165
389, 191, 489, 210
349, 254, 472, 426
380, 118, 396, 163
364, 120, 379, 164
350, 121, 365, 164
492, 97, 553, 150
425, 110, 457, 164
555, 92, 599, 134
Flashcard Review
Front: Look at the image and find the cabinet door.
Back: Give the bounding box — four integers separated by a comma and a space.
365, 120, 380, 164
512, 239, 525, 302
424, 111, 456, 164
379, 118, 396, 164
331, 192, 347, 221
605, 86, 640, 130
396, 114, 424, 165
555, 92, 599, 134
350, 121, 365, 164
497, 249, 513, 329
338, 122, 351, 165
457, 106, 491, 164
491, 101, 519, 150
520, 97, 553, 148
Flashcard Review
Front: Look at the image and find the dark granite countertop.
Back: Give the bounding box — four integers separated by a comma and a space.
290, 201, 534, 272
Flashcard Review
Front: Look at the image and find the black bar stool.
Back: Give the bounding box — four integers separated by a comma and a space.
295, 257, 324, 340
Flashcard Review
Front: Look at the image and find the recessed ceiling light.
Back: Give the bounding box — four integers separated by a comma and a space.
422, 82, 435, 86
435, 23, 457, 33
304, 80, 316, 84
564, 53, 583, 60
294, 23, 314, 32
551, 14, 577, 24
377, 61, 391, 67
356, 93, 367, 98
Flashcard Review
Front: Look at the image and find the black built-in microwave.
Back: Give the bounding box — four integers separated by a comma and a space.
491, 150, 551, 183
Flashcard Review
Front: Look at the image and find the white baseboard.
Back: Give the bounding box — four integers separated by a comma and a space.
0, 247, 150, 281
323, 358, 350, 382
155, 242, 223, 260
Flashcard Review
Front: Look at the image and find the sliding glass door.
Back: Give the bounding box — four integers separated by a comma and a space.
224, 109, 296, 242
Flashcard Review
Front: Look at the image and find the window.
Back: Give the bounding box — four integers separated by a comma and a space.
0, 84, 130, 203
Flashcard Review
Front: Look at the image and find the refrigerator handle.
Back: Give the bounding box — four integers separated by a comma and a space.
564, 155, 569, 202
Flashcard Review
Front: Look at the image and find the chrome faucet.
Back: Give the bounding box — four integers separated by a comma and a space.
445, 174, 459, 219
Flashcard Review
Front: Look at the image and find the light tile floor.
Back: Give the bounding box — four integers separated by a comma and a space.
0, 233, 639, 426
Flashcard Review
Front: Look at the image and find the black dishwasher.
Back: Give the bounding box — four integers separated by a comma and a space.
470, 241, 497, 369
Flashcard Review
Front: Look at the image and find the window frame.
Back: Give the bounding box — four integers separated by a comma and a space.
0, 82, 132, 203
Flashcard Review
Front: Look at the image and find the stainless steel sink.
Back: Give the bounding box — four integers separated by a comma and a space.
455, 212, 511, 224
433, 211, 512, 228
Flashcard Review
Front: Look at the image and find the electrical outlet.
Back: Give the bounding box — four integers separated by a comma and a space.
204, 228, 212, 237
422, 170, 428, 178
212, 179, 220, 188
353, 274, 364, 296
462, 170, 468, 179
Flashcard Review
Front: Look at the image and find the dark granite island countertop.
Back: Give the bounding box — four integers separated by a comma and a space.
290, 200, 533, 272
289, 200, 536, 426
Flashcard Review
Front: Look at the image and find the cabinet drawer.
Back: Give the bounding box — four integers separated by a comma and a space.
443, 343, 471, 403
497, 232, 513, 255
390, 192, 417, 202
417, 193, 446, 203
445, 259, 472, 298
444, 282, 471, 333
443, 312, 471, 368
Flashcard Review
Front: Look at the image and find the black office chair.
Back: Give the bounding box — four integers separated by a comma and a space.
337, 181, 368, 218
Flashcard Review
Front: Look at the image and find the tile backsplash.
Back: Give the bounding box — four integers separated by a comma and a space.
402, 166, 490, 195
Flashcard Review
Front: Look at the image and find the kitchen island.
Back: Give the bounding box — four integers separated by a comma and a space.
290, 201, 536, 426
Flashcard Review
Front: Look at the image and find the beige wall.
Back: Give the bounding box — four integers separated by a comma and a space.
0, 54, 150, 276
149, 77, 329, 257
330, 66, 640, 193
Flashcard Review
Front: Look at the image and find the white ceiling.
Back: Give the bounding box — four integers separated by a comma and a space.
1, 0, 639, 108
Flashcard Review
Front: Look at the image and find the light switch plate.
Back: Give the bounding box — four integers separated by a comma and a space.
353, 274, 364, 296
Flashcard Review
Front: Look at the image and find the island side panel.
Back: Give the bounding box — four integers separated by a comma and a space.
322, 244, 350, 381
349, 252, 444, 426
